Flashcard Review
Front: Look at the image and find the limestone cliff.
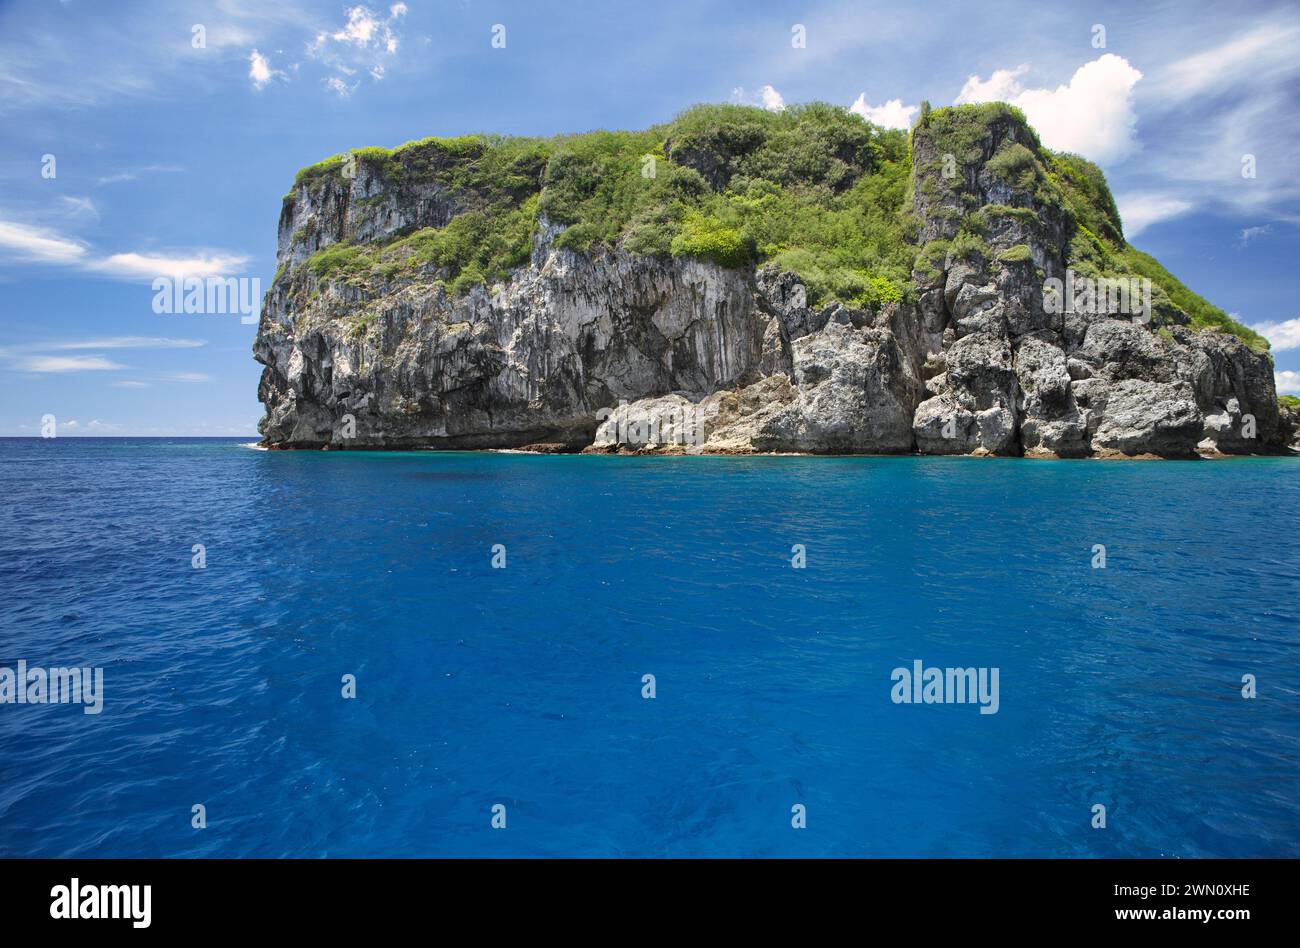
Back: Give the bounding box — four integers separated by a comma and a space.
254, 103, 1286, 458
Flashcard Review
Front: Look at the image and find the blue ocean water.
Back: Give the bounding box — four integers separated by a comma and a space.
0, 437, 1297, 858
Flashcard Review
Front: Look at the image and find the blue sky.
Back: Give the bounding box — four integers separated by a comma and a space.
1, 0, 1298, 435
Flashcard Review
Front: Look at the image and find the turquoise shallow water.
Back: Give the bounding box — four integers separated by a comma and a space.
0, 437, 1297, 857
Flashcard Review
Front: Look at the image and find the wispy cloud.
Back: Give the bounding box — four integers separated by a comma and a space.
1147, 23, 1300, 103
16, 355, 124, 374
0, 220, 88, 264
0, 4, 247, 114
13, 418, 258, 436
324, 75, 359, 98
49, 337, 208, 351
90, 251, 250, 280
96, 165, 185, 186
1121, 14, 1300, 228
0, 337, 209, 378
0, 0, 389, 114
1115, 194, 1193, 238
0, 217, 247, 280
1238, 225, 1271, 247
50, 419, 124, 432
306, 3, 407, 95
59, 196, 98, 219
312, 3, 407, 53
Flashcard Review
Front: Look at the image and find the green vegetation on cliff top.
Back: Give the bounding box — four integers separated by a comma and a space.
915, 103, 1265, 349
293, 101, 1264, 349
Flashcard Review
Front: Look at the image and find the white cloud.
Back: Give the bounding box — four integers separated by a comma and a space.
309, 3, 406, 91
18, 355, 124, 373
249, 49, 272, 87
96, 165, 184, 186
90, 251, 249, 280
1275, 370, 1300, 395
324, 76, 357, 98
0, 337, 210, 382
249, 49, 284, 90
1123, 17, 1300, 224
46, 418, 123, 431
1151, 23, 1300, 102
730, 85, 785, 112
0, 219, 88, 264
52, 337, 207, 350
1114, 193, 1193, 238
0, 217, 248, 281
59, 196, 98, 219
848, 94, 917, 130
1238, 225, 1271, 246
10, 418, 260, 436
0, 2, 311, 115
0, 2, 398, 115
1251, 317, 1300, 352
329, 7, 382, 47
954, 54, 1143, 164
955, 65, 1029, 106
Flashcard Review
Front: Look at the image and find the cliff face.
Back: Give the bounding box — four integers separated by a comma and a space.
254, 104, 1285, 458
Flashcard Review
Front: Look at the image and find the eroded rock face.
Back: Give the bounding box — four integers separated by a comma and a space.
256, 114, 1288, 459
1090, 380, 1203, 458
256, 230, 767, 449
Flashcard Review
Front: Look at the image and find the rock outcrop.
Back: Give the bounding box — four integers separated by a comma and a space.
1280, 402, 1300, 452
255, 105, 1288, 458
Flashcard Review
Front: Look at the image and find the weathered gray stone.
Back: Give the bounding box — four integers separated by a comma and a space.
1015, 336, 1088, 457
1090, 380, 1203, 458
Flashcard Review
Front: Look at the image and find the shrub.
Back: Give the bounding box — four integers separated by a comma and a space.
670, 211, 753, 268
306, 242, 371, 278
1050, 152, 1123, 245
914, 239, 950, 279
949, 230, 989, 263
985, 204, 1037, 225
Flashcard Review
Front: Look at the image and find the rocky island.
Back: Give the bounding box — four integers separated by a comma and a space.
254, 102, 1298, 457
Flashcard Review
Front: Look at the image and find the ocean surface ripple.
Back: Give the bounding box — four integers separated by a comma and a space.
1, 438, 1297, 857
